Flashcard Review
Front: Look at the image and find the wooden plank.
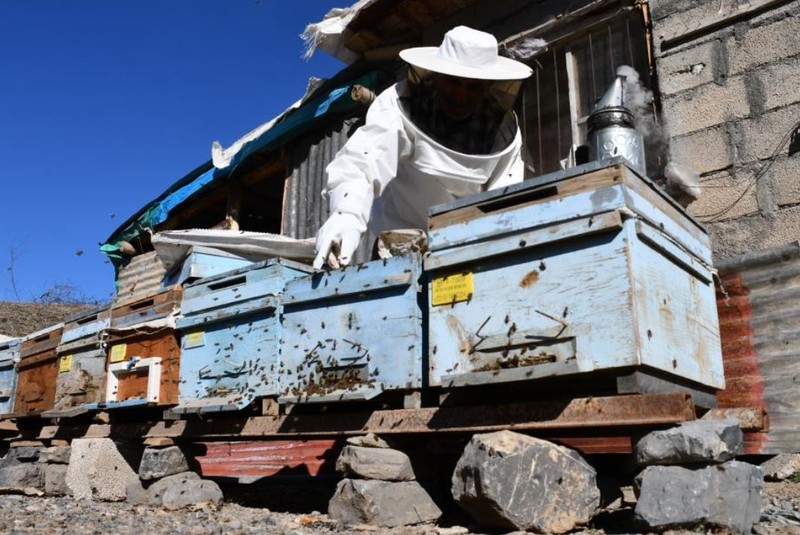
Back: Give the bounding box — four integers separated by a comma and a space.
144, 393, 695, 439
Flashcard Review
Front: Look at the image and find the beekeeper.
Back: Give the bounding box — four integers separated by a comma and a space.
313, 26, 533, 269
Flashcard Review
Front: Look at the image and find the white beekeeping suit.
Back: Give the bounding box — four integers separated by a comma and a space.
314, 26, 533, 269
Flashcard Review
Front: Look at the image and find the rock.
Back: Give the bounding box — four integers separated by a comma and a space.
39, 446, 71, 465
44, 464, 69, 496
345, 433, 390, 449
125, 476, 153, 505
335, 446, 415, 481
9, 447, 41, 462
761, 453, 800, 481
161, 478, 223, 510
147, 471, 200, 504
0, 463, 44, 489
634, 419, 743, 466
451, 431, 600, 533
635, 460, 763, 534
138, 446, 190, 481
328, 479, 441, 528
65, 438, 140, 501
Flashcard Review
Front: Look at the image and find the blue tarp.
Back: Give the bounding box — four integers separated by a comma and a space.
101, 70, 383, 266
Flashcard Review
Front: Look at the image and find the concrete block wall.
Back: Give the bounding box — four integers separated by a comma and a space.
649, 0, 800, 260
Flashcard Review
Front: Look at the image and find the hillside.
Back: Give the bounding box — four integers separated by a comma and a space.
0, 301, 94, 339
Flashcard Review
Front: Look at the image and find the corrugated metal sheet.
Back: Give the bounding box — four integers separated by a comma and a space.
284, 117, 373, 264
715, 241, 800, 454
115, 251, 166, 305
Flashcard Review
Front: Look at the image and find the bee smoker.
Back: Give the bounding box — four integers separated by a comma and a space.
587, 75, 647, 176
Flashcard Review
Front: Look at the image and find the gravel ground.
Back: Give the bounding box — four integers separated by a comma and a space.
0, 481, 797, 535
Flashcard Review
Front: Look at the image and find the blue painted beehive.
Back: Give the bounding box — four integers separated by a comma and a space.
172, 258, 312, 413
280, 254, 424, 403
425, 159, 723, 400
162, 245, 268, 288
0, 338, 20, 416
51, 306, 111, 413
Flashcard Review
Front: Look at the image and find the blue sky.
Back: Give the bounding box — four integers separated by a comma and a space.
0, 1, 347, 304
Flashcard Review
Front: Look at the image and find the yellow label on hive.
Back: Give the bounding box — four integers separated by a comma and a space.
59, 354, 73, 373
109, 343, 127, 363
185, 331, 205, 348
431, 271, 474, 306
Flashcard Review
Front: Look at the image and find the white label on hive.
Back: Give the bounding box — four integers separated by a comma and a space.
431, 271, 474, 306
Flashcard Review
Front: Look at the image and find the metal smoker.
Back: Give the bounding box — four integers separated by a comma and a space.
587, 75, 647, 176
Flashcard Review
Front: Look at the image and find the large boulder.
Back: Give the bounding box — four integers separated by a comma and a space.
138, 446, 190, 481
0, 463, 44, 489
65, 438, 140, 501
336, 445, 415, 481
328, 479, 442, 528
451, 431, 600, 533
145, 471, 223, 509
44, 464, 70, 496
760, 453, 800, 481
635, 461, 763, 534
39, 446, 71, 465
634, 419, 743, 466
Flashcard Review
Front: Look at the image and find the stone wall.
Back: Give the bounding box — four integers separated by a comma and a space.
650, 0, 800, 259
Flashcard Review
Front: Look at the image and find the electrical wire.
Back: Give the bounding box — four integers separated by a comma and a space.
696, 118, 800, 222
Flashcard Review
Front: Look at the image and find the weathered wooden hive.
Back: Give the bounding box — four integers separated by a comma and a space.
0, 337, 20, 416
425, 159, 723, 403
89, 286, 182, 409
50, 306, 111, 413
14, 323, 64, 415
280, 253, 425, 403
173, 259, 312, 414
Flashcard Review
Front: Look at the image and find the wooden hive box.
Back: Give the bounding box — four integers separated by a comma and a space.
89, 286, 182, 409
280, 254, 425, 403
0, 338, 20, 416
425, 159, 723, 405
172, 259, 312, 414
50, 307, 111, 413
14, 324, 64, 415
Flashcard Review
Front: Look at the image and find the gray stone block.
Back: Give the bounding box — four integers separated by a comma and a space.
345, 433, 390, 449
761, 453, 800, 481
44, 464, 70, 496
328, 479, 441, 528
635, 461, 763, 534
65, 438, 140, 502
635, 419, 743, 466
125, 475, 154, 505
39, 446, 71, 465
10, 447, 41, 462
147, 471, 201, 504
451, 431, 600, 533
161, 478, 223, 510
138, 446, 190, 481
0, 463, 44, 490
335, 446, 415, 481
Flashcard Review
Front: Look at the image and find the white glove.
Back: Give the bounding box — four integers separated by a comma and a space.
313, 212, 366, 269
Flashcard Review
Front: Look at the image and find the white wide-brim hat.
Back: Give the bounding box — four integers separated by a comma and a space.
399, 26, 532, 81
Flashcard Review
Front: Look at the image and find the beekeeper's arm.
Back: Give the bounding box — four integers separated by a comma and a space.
313, 88, 413, 269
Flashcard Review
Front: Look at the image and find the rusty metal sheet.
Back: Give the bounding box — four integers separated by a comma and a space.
145, 392, 695, 439
193, 440, 340, 478
715, 242, 800, 454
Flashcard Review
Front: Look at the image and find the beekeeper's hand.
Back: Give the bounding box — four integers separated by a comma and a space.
313, 212, 365, 270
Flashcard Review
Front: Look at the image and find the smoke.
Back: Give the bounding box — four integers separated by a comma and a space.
616, 65, 668, 167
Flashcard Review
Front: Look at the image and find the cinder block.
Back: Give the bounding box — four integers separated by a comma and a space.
773, 156, 800, 208
708, 204, 800, 260
759, 56, 800, 111
737, 102, 800, 162
656, 41, 718, 95
669, 126, 732, 174
727, 10, 800, 75
661, 77, 749, 137
686, 168, 759, 222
